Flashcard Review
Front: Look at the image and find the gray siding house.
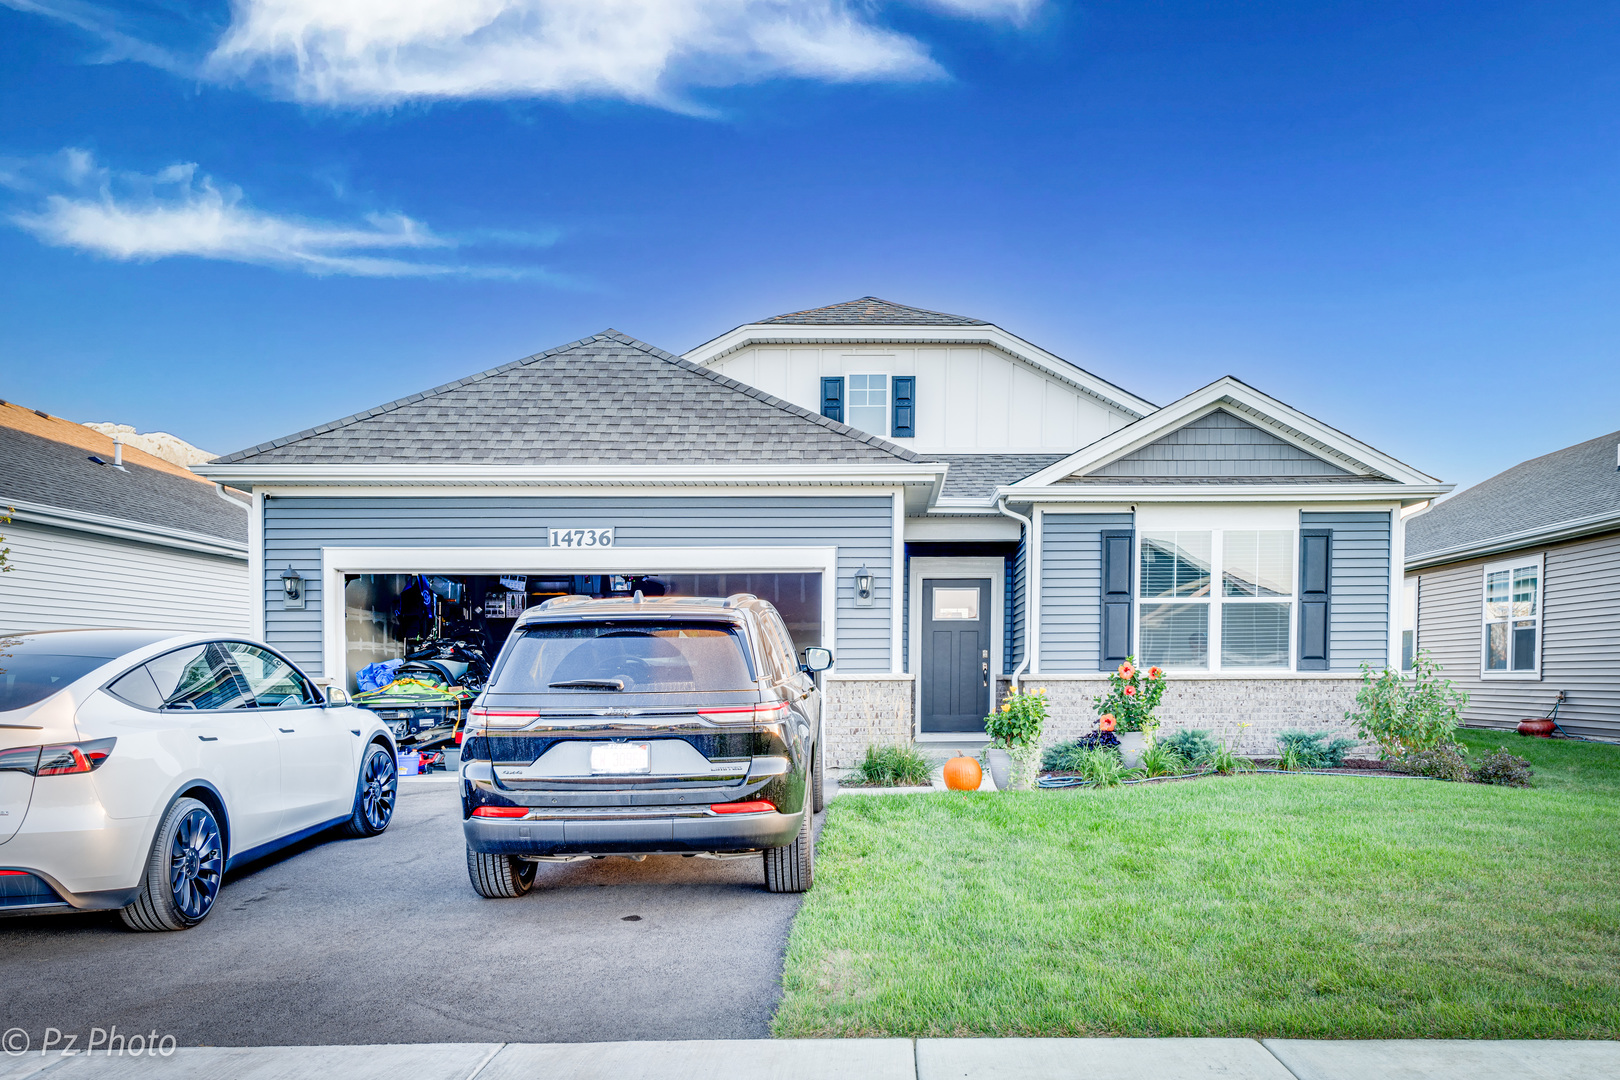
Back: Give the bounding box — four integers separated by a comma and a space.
1405, 429, 1620, 741
199, 300, 1449, 763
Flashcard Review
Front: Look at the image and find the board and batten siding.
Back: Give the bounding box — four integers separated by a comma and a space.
0, 519, 249, 635
260, 494, 894, 677
1300, 511, 1391, 671
1414, 530, 1620, 740
1038, 513, 1134, 672
708, 344, 1133, 454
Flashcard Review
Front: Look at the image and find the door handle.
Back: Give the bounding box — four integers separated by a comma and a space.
197, 736, 218, 742
279, 727, 296, 734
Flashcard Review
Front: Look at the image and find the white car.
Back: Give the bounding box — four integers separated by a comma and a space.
0, 629, 397, 930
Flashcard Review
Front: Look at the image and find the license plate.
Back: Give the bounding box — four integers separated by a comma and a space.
590, 743, 650, 774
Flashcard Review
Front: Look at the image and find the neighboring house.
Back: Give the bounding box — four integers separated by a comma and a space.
0, 400, 250, 635
196, 299, 1449, 762
1404, 430, 1620, 741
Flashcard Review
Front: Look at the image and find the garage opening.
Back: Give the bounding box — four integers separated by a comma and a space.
340, 570, 823, 772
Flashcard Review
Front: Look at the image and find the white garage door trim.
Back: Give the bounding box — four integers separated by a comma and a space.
320, 545, 840, 681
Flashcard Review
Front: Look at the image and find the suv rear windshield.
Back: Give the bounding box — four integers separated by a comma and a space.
494, 621, 756, 693
0, 648, 113, 712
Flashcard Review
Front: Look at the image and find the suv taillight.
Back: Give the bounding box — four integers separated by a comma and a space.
0, 738, 116, 777
698, 702, 791, 725
468, 706, 542, 730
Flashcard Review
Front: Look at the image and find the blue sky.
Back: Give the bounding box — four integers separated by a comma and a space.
1, 1, 1616, 493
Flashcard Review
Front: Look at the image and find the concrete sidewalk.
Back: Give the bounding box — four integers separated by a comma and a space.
2, 1038, 1616, 1079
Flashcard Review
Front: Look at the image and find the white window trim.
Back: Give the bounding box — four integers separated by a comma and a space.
845, 372, 891, 438
909, 556, 1004, 739
1479, 552, 1544, 681
1134, 527, 1297, 674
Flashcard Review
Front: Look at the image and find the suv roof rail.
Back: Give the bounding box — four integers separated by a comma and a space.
538, 595, 595, 609
724, 593, 758, 607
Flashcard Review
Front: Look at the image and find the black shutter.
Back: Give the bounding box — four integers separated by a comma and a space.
820, 377, 844, 423
1100, 529, 1134, 669
1299, 529, 1331, 670
891, 376, 915, 437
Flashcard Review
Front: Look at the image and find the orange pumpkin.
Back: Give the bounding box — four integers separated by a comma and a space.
943, 755, 982, 791
1099, 713, 1117, 732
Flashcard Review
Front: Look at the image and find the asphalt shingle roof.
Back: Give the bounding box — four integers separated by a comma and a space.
758, 297, 988, 327
933, 454, 1066, 499
1406, 429, 1620, 559
214, 331, 922, 466
0, 404, 246, 542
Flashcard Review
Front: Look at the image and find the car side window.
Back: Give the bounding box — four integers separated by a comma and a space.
150, 643, 255, 712
762, 613, 799, 683
224, 643, 317, 708
106, 666, 164, 710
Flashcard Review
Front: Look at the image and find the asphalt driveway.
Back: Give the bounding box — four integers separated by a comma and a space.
0, 783, 813, 1046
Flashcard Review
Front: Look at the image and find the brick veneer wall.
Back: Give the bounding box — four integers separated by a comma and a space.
822, 676, 914, 768
1003, 675, 1369, 757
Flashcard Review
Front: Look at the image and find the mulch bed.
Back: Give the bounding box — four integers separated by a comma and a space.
1040, 759, 1415, 783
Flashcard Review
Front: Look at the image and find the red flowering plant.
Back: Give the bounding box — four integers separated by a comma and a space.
1092, 656, 1167, 734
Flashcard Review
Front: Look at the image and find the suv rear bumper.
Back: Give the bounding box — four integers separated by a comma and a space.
463, 806, 801, 857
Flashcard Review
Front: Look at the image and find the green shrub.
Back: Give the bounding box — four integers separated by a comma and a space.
1277, 729, 1359, 769
1393, 742, 1470, 782
1471, 746, 1534, 788
985, 686, 1047, 749
1209, 742, 1256, 776
1077, 747, 1128, 787
850, 744, 935, 787
1137, 742, 1188, 778
1348, 651, 1468, 760
1161, 729, 1216, 765
1041, 733, 1120, 771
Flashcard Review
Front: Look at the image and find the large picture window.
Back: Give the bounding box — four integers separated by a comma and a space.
1482, 556, 1540, 676
1138, 528, 1295, 671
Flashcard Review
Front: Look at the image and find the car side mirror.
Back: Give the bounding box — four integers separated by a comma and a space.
801, 647, 833, 673
324, 687, 350, 707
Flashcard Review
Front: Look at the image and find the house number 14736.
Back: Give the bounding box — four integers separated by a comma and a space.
549, 528, 615, 548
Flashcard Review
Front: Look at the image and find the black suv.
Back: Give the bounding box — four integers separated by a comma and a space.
459, 593, 832, 896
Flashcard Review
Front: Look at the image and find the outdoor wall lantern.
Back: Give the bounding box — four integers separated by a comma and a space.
281, 565, 306, 610
854, 564, 874, 607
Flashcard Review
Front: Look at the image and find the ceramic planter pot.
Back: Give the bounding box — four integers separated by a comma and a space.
986, 747, 1011, 791
1516, 718, 1555, 738
1117, 731, 1146, 768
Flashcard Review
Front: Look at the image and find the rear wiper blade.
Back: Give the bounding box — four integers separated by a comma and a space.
547, 679, 625, 690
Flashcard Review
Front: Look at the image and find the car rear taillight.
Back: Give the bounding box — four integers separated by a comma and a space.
470, 805, 530, 819
710, 800, 776, 815
3, 739, 115, 777
698, 702, 791, 725
468, 705, 542, 730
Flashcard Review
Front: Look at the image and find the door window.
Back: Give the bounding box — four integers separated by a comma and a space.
931, 588, 980, 620
151, 643, 255, 711
225, 643, 317, 708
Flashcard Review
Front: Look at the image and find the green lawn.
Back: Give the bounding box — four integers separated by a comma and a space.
774, 730, 1620, 1039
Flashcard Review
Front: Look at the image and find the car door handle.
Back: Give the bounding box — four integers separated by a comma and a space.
197, 736, 218, 742
279, 727, 296, 733
350, 729, 361, 736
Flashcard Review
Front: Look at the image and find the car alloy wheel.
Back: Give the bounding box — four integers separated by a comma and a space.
168, 806, 223, 922
359, 747, 397, 831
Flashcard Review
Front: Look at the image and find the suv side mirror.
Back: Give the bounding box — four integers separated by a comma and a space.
324, 686, 350, 707
801, 647, 833, 673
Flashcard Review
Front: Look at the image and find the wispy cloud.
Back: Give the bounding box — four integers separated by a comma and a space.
4, 149, 547, 278
9, 0, 1041, 109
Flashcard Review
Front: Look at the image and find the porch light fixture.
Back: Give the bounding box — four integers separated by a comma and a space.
280, 565, 305, 609
854, 564, 874, 607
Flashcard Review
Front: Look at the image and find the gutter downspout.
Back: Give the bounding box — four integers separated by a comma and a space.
996, 495, 1035, 695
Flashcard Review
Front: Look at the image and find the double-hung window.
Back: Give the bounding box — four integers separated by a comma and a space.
1482, 555, 1541, 676
1138, 529, 1296, 671
846, 374, 889, 436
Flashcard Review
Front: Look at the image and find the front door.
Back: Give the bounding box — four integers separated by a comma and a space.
921, 578, 992, 733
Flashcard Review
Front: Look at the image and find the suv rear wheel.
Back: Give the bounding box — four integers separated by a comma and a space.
466, 848, 537, 898
763, 806, 814, 893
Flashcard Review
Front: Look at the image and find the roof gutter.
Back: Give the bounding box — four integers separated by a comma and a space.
995, 496, 1035, 693
1406, 509, 1620, 571
0, 497, 247, 559
192, 462, 948, 489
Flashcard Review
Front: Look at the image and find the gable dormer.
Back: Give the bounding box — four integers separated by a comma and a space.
682, 297, 1153, 455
